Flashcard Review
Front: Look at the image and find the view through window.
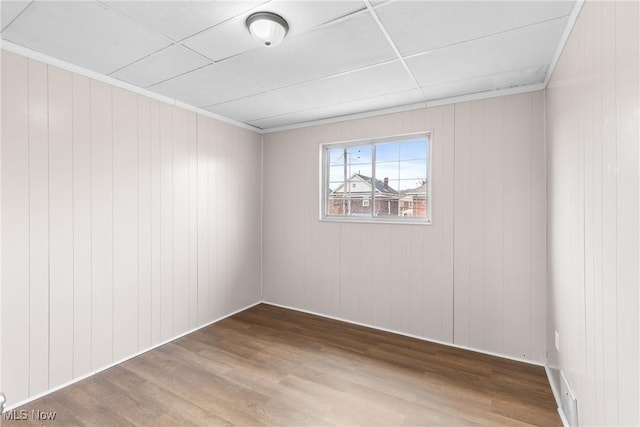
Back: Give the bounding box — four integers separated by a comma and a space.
323, 133, 431, 223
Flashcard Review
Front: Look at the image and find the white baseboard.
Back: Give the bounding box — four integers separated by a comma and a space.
545, 366, 569, 427
262, 300, 546, 367
4, 301, 262, 412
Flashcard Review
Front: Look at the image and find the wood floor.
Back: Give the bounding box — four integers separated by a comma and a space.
2, 304, 561, 426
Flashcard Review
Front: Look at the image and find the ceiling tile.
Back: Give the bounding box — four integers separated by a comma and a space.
406, 17, 567, 88
377, 0, 575, 56
206, 91, 300, 122
249, 89, 424, 129
218, 12, 396, 90
110, 45, 210, 88
183, 0, 365, 62
148, 63, 265, 107
271, 60, 417, 115
264, 0, 366, 36
1, 1, 170, 74
103, 1, 266, 42
207, 60, 416, 122
1, 0, 32, 32
423, 66, 547, 101
182, 16, 256, 63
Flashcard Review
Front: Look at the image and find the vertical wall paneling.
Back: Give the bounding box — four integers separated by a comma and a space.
28, 59, 49, 395
263, 103, 465, 355
207, 118, 218, 321
439, 105, 455, 343
588, 4, 605, 423
502, 95, 533, 359
529, 92, 546, 363
90, 80, 113, 370
172, 108, 189, 335
467, 100, 487, 351
215, 123, 228, 317
159, 103, 174, 341
112, 88, 139, 361
614, 1, 639, 423
224, 125, 238, 313
196, 116, 209, 324
546, 0, 639, 424
149, 99, 162, 344
453, 102, 472, 345
483, 97, 505, 353
2, 52, 263, 408
137, 96, 152, 351
600, 3, 619, 422
187, 113, 198, 329
263, 97, 539, 360
1, 51, 31, 404
48, 66, 74, 387
452, 94, 545, 359
72, 73, 92, 380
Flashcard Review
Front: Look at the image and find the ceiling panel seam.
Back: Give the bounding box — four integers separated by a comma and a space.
362, 0, 428, 101
240, 87, 423, 124
172, 0, 270, 44
401, 15, 573, 62
0, 0, 34, 34
203, 58, 401, 110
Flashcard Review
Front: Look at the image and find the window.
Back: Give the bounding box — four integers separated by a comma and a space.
321, 133, 431, 223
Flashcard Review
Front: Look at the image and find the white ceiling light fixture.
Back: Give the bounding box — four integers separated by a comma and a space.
246, 12, 289, 48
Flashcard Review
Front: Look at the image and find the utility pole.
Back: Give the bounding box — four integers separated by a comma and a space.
343, 148, 347, 215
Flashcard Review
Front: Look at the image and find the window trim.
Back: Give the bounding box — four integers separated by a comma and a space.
319, 131, 433, 225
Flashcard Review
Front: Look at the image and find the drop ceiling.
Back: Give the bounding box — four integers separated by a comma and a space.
1, 0, 577, 130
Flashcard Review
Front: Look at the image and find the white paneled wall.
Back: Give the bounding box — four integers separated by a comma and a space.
0, 50, 262, 407
454, 93, 546, 362
264, 107, 455, 342
546, 1, 639, 425
263, 91, 546, 362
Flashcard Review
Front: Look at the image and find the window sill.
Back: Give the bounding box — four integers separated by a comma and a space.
320, 216, 432, 226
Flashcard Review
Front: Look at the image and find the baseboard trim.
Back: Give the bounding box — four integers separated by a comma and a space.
4, 300, 262, 412
545, 366, 569, 427
262, 301, 546, 367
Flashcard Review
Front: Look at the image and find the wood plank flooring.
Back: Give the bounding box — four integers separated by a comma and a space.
1, 304, 561, 426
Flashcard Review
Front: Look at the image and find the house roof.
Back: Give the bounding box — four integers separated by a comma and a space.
357, 174, 398, 195
401, 180, 427, 196
331, 173, 398, 195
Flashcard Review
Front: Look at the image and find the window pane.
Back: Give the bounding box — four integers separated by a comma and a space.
327, 173, 373, 216
329, 164, 372, 183
399, 178, 428, 218
324, 134, 430, 222
399, 159, 428, 181
375, 142, 400, 162
373, 177, 399, 217
373, 196, 400, 217
328, 148, 344, 166
400, 138, 428, 160
328, 145, 372, 166
373, 162, 400, 182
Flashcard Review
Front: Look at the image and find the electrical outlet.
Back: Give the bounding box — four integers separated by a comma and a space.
555, 330, 560, 352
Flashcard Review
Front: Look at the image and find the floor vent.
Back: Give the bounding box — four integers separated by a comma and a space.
559, 371, 578, 427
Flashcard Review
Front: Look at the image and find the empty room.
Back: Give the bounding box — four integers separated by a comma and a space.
0, 0, 638, 426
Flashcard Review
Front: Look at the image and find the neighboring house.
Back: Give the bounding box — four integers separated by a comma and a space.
328, 173, 399, 216
399, 180, 428, 217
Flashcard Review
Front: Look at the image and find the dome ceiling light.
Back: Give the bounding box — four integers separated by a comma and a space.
246, 12, 289, 48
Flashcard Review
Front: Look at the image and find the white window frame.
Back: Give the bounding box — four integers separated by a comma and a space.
319, 131, 433, 225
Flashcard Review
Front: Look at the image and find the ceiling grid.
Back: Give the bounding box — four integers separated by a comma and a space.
0, 0, 579, 131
